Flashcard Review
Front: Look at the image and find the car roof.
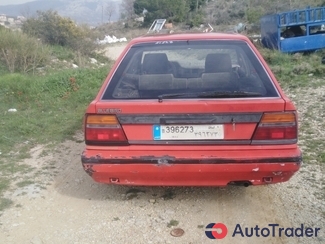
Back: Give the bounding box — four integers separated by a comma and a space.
128, 32, 250, 45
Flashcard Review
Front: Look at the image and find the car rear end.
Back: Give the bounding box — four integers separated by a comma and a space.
82, 33, 301, 186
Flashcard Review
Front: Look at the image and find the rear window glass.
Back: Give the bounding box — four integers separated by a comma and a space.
102, 40, 278, 100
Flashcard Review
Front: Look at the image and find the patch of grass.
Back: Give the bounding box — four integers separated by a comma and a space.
0, 178, 10, 194
319, 152, 325, 164
16, 180, 35, 188
0, 198, 13, 211
39, 185, 47, 190
113, 217, 120, 221
91, 51, 110, 64
0, 160, 33, 176
167, 219, 179, 228
197, 225, 205, 229
50, 45, 76, 61
301, 139, 325, 165
259, 48, 325, 89
0, 66, 109, 155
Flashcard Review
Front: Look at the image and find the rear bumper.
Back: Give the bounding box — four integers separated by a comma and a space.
81, 147, 302, 186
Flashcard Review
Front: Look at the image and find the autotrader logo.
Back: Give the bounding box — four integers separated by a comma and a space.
205, 223, 228, 239
204, 223, 321, 240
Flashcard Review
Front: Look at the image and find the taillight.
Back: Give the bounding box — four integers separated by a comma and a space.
252, 112, 297, 144
85, 115, 128, 145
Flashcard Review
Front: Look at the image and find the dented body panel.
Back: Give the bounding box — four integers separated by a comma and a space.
82, 162, 300, 186
81, 145, 301, 186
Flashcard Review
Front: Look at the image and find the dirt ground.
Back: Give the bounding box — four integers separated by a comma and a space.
0, 43, 324, 244
105, 44, 127, 60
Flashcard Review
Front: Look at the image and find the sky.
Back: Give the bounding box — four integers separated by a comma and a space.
0, 0, 36, 5
0, 0, 122, 6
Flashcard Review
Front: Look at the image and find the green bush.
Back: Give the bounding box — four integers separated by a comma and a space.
246, 7, 263, 24
50, 45, 76, 61
0, 28, 51, 73
22, 11, 101, 57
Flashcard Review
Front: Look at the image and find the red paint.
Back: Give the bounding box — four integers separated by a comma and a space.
82, 33, 301, 186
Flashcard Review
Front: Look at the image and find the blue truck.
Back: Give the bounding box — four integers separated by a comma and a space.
261, 6, 325, 53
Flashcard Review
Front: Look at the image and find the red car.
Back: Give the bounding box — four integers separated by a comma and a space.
82, 33, 301, 186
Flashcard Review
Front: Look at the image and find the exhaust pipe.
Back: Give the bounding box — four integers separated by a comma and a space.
228, 181, 251, 187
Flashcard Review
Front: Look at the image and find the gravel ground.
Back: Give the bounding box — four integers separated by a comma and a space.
0, 44, 324, 244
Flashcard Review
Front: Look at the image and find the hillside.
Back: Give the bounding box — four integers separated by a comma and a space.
0, 0, 121, 26
203, 0, 325, 26
0, 0, 324, 28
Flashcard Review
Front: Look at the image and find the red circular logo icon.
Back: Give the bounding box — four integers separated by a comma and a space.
205, 223, 228, 239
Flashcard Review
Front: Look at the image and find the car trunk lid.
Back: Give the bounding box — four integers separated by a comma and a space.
90, 98, 287, 145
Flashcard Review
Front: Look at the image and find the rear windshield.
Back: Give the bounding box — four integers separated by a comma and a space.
102, 40, 279, 100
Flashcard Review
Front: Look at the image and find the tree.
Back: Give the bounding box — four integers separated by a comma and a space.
105, 2, 116, 22
246, 7, 263, 24
120, 0, 136, 21
187, 0, 207, 12
22, 10, 80, 46
22, 11, 98, 57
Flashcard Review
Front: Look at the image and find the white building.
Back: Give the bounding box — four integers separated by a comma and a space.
0, 14, 7, 22
7, 17, 15, 23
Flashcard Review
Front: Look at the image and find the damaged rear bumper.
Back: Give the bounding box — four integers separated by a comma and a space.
81, 147, 302, 186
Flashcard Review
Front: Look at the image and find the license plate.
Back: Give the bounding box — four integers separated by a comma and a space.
153, 125, 224, 140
